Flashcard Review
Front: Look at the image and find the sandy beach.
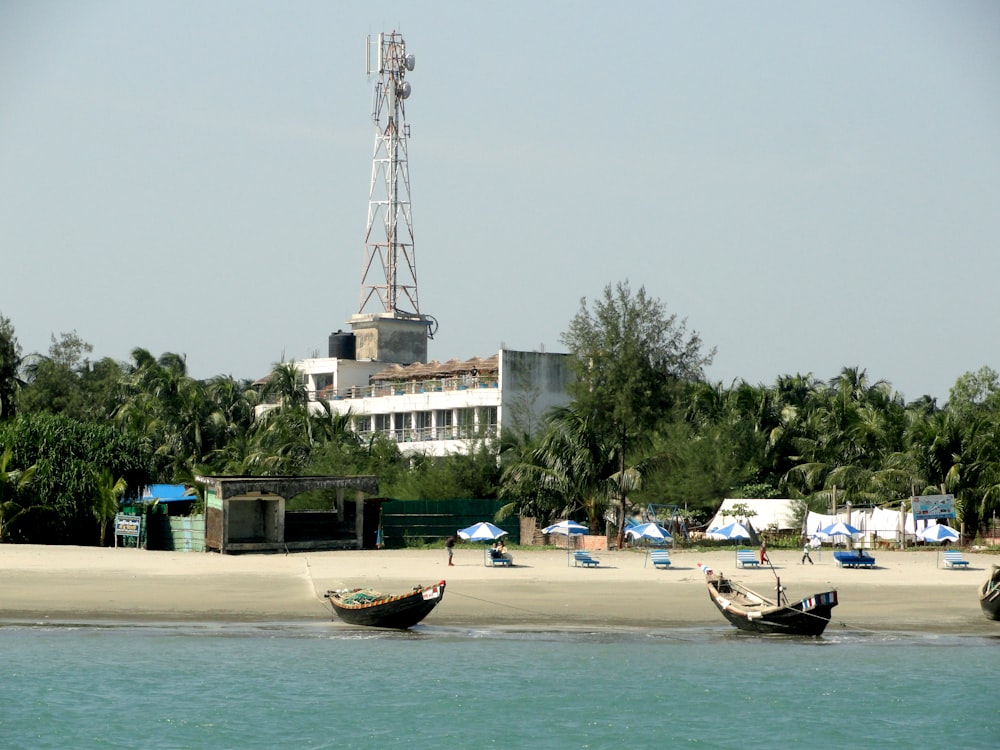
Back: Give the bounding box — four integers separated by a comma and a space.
2, 544, 996, 634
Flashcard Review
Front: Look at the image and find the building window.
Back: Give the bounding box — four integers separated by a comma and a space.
457, 408, 476, 439
395, 412, 412, 441
415, 411, 432, 441
481, 406, 498, 436
435, 409, 453, 439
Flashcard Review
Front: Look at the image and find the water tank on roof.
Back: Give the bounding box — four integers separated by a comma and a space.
328, 330, 356, 360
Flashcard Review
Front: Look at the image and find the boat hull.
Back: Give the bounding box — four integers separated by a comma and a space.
326, 581, 446, 629
706, 575, 837, 636
980, 566, 1000, 621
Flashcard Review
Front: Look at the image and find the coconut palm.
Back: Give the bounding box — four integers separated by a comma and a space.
92, 468, 127, 546
0, 447, 37, 541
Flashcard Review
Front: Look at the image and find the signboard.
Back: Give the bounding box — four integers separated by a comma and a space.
910, 495, 956, 520
114, 514, 142, 546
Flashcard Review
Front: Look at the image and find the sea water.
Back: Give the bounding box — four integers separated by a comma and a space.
1, 622, 997, 749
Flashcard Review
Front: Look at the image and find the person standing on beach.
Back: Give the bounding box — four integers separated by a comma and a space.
445, 535, 456, 566
802, 542, 814, 564
759, 539, 769, 565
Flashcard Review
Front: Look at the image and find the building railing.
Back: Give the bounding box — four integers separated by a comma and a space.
356, 425, 498, 443
259, 376, 499, 405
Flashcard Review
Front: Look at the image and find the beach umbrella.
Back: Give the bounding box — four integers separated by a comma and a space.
458, 522, 508, 542
707, 522, 752, 541
625, 523, 673, 544
917, 523, 960, 543
458, 522, 509, 566
626, 522, 674, 568
542, 520, 589, 565
820, 521, 862, 538
820, 521, 862, 550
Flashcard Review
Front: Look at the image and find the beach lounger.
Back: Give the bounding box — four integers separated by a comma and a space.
834, 551, 876, 568
736, 549, 760, 568
573, 551, 601, 567
942, 550, 970, 568
649, 550, 671, 569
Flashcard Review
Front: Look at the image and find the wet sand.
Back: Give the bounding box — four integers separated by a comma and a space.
2, 544, 996, 634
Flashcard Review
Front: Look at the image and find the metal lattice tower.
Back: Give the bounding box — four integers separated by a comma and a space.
358, 31, 423, 319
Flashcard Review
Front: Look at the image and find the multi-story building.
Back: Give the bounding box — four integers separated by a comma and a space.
263, 340, 572, 456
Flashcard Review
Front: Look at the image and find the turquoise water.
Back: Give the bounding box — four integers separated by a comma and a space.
1, 622, 997, 749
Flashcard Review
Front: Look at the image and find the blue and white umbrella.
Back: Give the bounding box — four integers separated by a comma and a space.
707, 522, 752, 541
917, 523, 959, 543
625, 522, 673, 544
820, 521, 862, 538
542, 520, 589, 565
458, 522, 508, 542
458, 522, 509, 566
542, 520, 589, 536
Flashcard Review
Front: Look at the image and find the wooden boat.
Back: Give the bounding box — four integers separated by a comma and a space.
325, 581, 445, 628
980, 565, 1000, 621
700, 563, 837, 636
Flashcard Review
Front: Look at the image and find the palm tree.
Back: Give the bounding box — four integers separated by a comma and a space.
500, 405, 627, 533
92, 468, 127, 546
0, 447, 38, 541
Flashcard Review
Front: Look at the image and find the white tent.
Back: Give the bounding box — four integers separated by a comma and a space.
706, 498, 804, 535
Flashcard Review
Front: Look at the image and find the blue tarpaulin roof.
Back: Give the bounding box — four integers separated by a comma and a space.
141, 484, 193, 502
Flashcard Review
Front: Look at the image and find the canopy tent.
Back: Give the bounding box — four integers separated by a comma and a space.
705, 498, 802, 535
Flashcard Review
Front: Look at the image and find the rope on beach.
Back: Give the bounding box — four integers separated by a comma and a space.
447, 589, 564, 620
767, 599, 884, 635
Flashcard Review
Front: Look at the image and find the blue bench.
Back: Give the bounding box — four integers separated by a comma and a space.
736, 550, 760, 568
649, 550, 671, 569
574, 551, 601, 567
489, 555, 513, 567
942, 550, 969, 568
834, 551, 876, 568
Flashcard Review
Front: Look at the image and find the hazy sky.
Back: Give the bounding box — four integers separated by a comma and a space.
3, 1, 998, 403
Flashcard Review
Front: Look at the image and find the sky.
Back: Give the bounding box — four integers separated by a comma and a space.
2, 1, 998, 404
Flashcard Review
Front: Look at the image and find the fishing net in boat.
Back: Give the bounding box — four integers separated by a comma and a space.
336, 589, 387, 605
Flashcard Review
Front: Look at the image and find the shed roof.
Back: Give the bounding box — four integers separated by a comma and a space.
141, 484, 194, 503
194, 474, 379, 500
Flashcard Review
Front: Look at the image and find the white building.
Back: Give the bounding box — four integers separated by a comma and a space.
260, 347, 573, 456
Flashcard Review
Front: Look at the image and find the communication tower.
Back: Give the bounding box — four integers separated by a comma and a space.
351, 31, 435, 364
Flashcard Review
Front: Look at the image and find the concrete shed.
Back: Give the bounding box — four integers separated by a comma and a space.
195, 475, 380, 554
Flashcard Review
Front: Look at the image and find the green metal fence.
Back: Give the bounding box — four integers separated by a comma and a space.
380, 498, 516, 547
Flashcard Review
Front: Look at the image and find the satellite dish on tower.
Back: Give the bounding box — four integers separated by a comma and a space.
405, 53, 415, 71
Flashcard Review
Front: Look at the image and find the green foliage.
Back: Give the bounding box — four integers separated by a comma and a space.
0, 314, 22, 419
380, 442, 501, 500
0, 413, 152, 544
0, 446, 38, 540
17, 332, 124, 421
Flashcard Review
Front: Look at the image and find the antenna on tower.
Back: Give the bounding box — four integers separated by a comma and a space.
357, 31, 428, 327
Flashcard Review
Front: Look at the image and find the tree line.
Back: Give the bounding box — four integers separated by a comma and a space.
2, 282, 999, 546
